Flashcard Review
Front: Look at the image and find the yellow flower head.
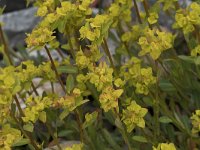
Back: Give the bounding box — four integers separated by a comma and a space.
153, 143, 176, 150
138, 28, 174, 60
99, 86, 123, 112
26, 27, 55, 48
190, 109, 200, 134
122, 101, 148, 132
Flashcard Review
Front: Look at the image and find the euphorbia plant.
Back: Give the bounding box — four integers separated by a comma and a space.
0, 0, 200, 149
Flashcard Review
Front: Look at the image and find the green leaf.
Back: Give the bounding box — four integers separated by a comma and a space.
58, 130, 74, 137
23, 123, 34, 132
76, 99, 89, 108
83, 111, 98, 129
115, 118, 123, 130
12, 138, 30, 147
59, 109, 70, 120
58, 20, 66, 33
0, 6, 6, 15
61, 44, 70, 50
159, 116, 172, 123
159, 80, 176, 92
66, 74, 74, 94
102, 129, 121, 150
132, 136, 148, 143
179, 55, 195, 64
57, 65, 78, 74
39, 111, 46, 123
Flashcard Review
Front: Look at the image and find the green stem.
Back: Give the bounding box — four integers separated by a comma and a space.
75, 109, 84, 142
44, 45, 66, 93
14, 96, 25, 117
56, 48, 65, 59
0, 25, 13, 65
65, 27, 76, 59
31, 83, 39, 96
117, 23, 132, 57
113, 109, 132, 150
142, 0, 152, 29
102, 38, 116, 72
11, 114, 40, 150
133, 0, 142, 24
46, 123, 62, 150
61, 31, 85, 142
154, 61, 160, 141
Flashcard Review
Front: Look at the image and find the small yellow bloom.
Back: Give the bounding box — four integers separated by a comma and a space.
37, 6, 48, 17
153, 143, 176, 150
190, 109, 200, 134
99, 86, 123, 112
148, 12, 158, 24
122, 101, 148, 132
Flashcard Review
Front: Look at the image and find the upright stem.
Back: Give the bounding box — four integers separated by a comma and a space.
102, 38, 116, 71
44, 45, 66, 93
0, 25, 13, 65
14, 96, 25, 117
154, 61, 160, 141
45, 45, 85, 141
142, 0, 153, 29
114, 109, 132, 150
117, 23, 132, 57
75, 109, 84, 142
56, 48, 65, 59
11, 114, 40, 150
31, 83, 39, 96
65, 27, 75, 59
133, 0, 142, 24
46, 123, 62, 150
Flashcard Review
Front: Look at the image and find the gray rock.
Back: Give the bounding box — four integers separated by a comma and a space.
0, 7, 40, 47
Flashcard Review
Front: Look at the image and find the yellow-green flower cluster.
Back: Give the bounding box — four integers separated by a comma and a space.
27, 0, 95, 49
122, 101, 148, 132
87, 62, 113, 91
138, 28, 174, 60
38, 61, 57, 81
0, 124, 22, 150
153, 143, 176, 150
190, 109, 200, 134
99, 86, 123, 112
0, 66, 21, 105
121, 57, 156, 95
22, 96, 52, 123
109, 0, 132, 26
26, 27, 55, 48
79, 14, 113, 44
76, 46, 102, 69
0, 106, 9, 124
65, 143, 83, 150
121, 25, 144, 43
35, 0, 55, 17
76, 59, 122, 112
53, 88, 87, 109
148, 12, 159, 25
83, 111, 98, 128
174, 2, 200, 34
16, 61, 41, 90
76, 50, 91, 69
191, 45, 200, 56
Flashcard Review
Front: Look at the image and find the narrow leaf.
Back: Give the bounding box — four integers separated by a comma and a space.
66, 74, 74, 94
